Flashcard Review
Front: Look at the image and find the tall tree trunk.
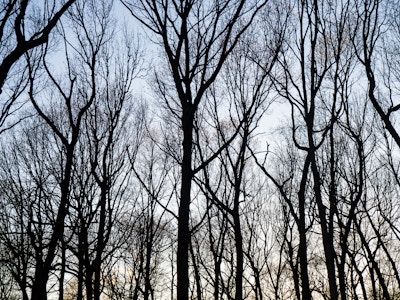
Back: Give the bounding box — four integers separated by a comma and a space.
298, 155, 312, 300
93, 184, 107, 300
144, 217, 154, 300
59, 239, 66, 300
177, 110, 194, 300
309, 150, 338, 300
233, 211, 243, 300
31, 266, 49, 300
31, 151, 74, 300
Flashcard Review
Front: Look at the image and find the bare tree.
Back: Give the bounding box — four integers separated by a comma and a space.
120, 1, 269, 299
121, 128, 176, 300
191, 16, 282, 297
0, 116, 65, 300
254, 0, 358, 299
22, 1, 116, 298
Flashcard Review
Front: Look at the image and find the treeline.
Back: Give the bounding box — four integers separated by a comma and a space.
1, 0, 400, 299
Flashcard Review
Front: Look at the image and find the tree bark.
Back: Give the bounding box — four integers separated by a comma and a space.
177, 109, 194, 300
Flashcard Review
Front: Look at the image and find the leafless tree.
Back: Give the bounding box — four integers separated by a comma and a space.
0, 116, 64, 300
22, 0, 117, 298
120, 1, 270, 299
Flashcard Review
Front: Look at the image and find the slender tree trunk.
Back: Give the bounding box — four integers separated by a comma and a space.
177, 110, 193, 300
93, 184, 107, 300
338, 249, 348, 300
298, 155, 312, 300
189, 239, 202, 300
77, 216, 85, 300
144, 219, 154, 300
59, 239, 66, 300
285, 237, 300, 300
309, 150, 338, 300
30, 147, 75, 300
208, 208, 224, 300
214, 257, 221, 300
233, 211, 243, 300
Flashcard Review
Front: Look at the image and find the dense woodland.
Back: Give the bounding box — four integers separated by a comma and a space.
1, 0, 400, 299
